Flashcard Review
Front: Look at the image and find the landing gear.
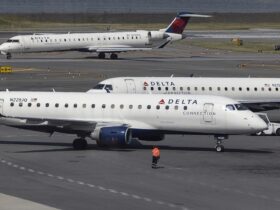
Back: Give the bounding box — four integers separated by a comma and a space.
6, 53, 11, 60
73, 138, 88, 150
98, 52, 105, 59
110, 53, 118, 60
276, 128, 280, 136
214, 135, 228, 152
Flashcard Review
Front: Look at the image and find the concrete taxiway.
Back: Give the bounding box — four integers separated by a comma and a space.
0, 31, 280, 210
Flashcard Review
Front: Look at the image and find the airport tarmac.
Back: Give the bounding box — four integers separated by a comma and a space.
0, 31, 280, 210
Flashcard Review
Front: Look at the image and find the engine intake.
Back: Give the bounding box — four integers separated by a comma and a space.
91, 126, 131, 147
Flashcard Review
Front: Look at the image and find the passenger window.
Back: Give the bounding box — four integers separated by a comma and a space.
55, 103, 59, 108
261, 87, 264, 91
225, 87, 228, 91
165, 105, 169, 110
158, 87, 161, 91
65, 104, 68, 108
165, 87, 168, 91
156, 105, 160, 110
194, 87, 198, 91
19, 103, 23, 107
120, 104, 124, 109
173, 87, 176, 91
187, 87, 190, 91
239, 87, 242, 91
247, 87, 250, 91
183, 106, 187, 110
180, 87, 183, 91
74, 104, 77, 108
143, 87, 147, 90
111, 104, 115, 109
269, 88, 272, 91
217, 87, 221, 91
45, 103, 49, 107
209, 87, 212, 91
28, 103, 32, 107
37, 103, 40, 107
64, 39, 67, 42
174, 105, 178, 110
232, 87, 235, 91
151, 87, 154, 91
226, 104, 235, 111
102, 104, 106, 109
10, 102, 14, 107
91, 104, 95, 108
138, 105, 142, 109
147, 105, 151, 109
202, 87, 205, 91
129, 105, 133, 109
254, 87, 257, 91
83, 104, 86, 108
276, 88, 279, 91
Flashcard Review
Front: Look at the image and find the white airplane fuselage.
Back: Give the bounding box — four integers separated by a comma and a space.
0, 91, 266, 136
91, 77, 280, 111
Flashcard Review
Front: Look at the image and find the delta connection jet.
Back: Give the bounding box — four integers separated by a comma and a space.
0, 12, 209, 60
0, 91, 266, 152
90, 77, 280, 112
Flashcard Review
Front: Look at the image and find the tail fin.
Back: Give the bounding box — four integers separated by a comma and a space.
164, 12, 210, 34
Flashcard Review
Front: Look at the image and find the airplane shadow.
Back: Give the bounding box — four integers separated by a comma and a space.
0, 140, 273, 154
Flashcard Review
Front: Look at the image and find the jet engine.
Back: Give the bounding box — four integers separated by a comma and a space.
90, 126, 131, 147
148, 31, 169, 40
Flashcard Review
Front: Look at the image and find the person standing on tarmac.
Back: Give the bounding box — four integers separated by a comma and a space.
152, 146, 160, 168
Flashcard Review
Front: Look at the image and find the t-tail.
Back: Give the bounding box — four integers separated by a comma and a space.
164, 12, 210, 34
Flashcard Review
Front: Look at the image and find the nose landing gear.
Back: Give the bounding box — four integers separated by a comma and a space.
214, 135, 228, 152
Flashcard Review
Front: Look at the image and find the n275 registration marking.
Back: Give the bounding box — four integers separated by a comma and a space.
10, 98, 27, 102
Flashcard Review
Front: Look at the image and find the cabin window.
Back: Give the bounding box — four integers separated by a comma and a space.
247, 87, 250, 91
143, 87, 147, 90
91, 104, 95, 108
120, 104, 124, 109
261, 87, 264, 91
225, 87, 228, 91
180, 87, 183, 91
269, 88, 272, 91
158, 87, 161, 91
254, 87, 257, 91
104, 38, 106, 40
187, 87, 190, 91
102, 104, 106, 109
276, 88, 279, 91
217, 87, 221, 91
45, 40, 48, 42
209, 87, 212, 91
10, 102, 14, 107
165, 87, 168, 91
147, 105, 151, 109
98, 38, 100, 41
37, 103, 40, 107
123, 37, 125, 39
239, 87, 242, 91
118, 37, 120, 40
45, 103, 49, 107
174, 105, 178, 110
65, 103, 68, 108
151, 87, 154, 91
202, 87, 205, 91
28, 103, 32, 107
64, 39, 67, 42
129, 105, 133, 109
165, 105, 169, 110
41, 40, 43, 42
232, 87, 235, 91
19, 103, 23, 107
111, 104, 115, 109
82, 104, 86, 108
108, 37, 111, 40
173, 87, 176, 91
156, 105, 160, 110
74, 104, 77, 108
183, 106, 188, 110
55, 103, 59, 108
78, 39, 80, 41
138, 105, 142, 109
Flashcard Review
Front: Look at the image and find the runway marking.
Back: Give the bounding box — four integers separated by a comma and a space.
0, 158, 189, 210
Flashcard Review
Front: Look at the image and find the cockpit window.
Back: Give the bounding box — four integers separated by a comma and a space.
226, 104, 235, 111
234, 104, 248, 110
6, 39, 19, 43
105, 85, 113, 91
93, 84, 105, 89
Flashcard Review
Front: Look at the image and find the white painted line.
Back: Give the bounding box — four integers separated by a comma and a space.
47, 174, 54, 178
67, 179, 74, 183
37, 171, 45, 175
143, 197, 152, 202
120, 192, 129, 196
12, 164, 18, 168
132, 195, 141, 199
19, 166, 26, 170
168, 203, 176, 208
57, 176, 64, 180
28, 169, 35, 173
156, 200, 165, 205
108, 189, 118, 194
98, 186, 106, 191
77, 181, 85, 185
87, 184, 95, 188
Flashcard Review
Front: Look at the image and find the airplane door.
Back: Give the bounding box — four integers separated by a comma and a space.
203, 103, 214, 123
0, 99, 4, 115
125, 79, 136, 93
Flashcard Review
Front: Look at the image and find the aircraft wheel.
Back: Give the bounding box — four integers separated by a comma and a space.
6, 53, 11, 59
276, 128, 280, 136
110, 53, 118, 59
98, 52, 105, 59
73, 138, 88, 150
215, 145, 224, 152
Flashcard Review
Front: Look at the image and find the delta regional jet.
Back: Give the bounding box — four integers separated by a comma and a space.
0, 12, 209, 59
0, 91, 266, 152
90, 77, 280, 112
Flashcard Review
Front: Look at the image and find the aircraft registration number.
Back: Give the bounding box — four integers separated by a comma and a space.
10, 98, 27, 102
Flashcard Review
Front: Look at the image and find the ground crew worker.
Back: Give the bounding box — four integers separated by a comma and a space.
152, 146, 160, 168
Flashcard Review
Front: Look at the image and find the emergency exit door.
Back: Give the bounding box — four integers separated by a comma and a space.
203, 103, 214, 123
125, 79, 136, 93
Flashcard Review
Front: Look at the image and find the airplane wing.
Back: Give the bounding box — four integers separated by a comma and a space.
239, 100, 280, 112
87, 45, 152, 53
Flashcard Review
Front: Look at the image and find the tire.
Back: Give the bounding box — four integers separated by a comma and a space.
98, 53, 105, 59
73, 138, 88, 150
215, 145, 224, 152
110, 53, 118, 59
276, 128, 280, 136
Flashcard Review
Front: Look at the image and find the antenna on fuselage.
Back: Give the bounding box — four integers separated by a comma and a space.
170, 74, 174, 78
52, 88, 55, 92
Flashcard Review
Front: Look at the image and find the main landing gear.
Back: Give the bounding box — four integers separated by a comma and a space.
73, 138, 88, 150
214, 135, 228, 152
6, 53, 12, 59
110, 53, 118, 60
97, 52, 118, 59
98, 52, 105, 59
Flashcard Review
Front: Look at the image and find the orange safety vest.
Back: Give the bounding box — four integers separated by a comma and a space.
152, 148, 160, 157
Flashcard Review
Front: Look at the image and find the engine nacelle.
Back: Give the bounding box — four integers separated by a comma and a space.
132, 130, 165, 141
148, 31, 168, 40
90, 126, 131, 147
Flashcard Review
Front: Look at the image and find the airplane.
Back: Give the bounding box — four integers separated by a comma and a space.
89, 77, 280, 112
0, 12, 209, 60
0, 90, 267, 152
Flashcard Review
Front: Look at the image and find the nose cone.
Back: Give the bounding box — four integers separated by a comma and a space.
0, 43, 7, 53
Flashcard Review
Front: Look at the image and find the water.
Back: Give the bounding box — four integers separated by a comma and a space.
1, 0, 280, 14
